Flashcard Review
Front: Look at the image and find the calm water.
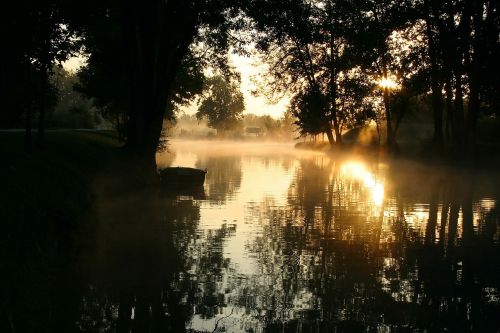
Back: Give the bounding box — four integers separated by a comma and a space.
76, 140, 500, 332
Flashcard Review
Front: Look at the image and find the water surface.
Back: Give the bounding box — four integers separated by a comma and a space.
80, 140, 500, 332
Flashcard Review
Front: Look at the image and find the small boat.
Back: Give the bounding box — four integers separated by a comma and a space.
158, 167, 207, 187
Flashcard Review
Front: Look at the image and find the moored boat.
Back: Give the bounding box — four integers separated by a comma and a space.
158, 166, 207, 187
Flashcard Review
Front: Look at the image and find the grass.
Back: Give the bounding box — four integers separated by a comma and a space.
0, 130, 121, 238
0, 130, 121, 332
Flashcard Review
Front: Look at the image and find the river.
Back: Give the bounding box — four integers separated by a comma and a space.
76, 140, 500, 332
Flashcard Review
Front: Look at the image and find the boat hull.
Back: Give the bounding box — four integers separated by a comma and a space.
158, 167, 206, 187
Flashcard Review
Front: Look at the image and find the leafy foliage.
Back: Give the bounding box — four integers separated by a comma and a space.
244, 0, 381, 145
196, 76, 245, 134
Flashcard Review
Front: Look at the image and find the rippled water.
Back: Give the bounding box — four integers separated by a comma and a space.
79, 140, 500, 332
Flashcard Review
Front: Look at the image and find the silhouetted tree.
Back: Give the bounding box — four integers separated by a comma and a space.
0, 0, 79, 150
49, 66, 100, 129
245, 0, 389, 147
77, 48, 205, 142
72, 0, 238, 178
417, 0, 500, 154
196, 76, 245, 135
352, 0, 419, 150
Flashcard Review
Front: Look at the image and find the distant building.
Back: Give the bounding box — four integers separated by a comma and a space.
245, 127, 263, 136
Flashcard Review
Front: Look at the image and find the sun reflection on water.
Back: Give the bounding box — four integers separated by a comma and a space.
340, 161, 385, 207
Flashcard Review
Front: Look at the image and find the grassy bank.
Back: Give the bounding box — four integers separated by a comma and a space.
0, 130, 121, 332
1, 130, 121, 236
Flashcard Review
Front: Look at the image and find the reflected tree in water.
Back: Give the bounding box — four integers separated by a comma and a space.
75, 179, 239, 333
237, 158, 500, 332
21, 153, 499, 333
196, 156, 242, 203
184, 224, 236, 320
75, 184, 204, 332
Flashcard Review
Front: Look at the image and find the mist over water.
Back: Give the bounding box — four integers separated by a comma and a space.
76, 140, 500, 332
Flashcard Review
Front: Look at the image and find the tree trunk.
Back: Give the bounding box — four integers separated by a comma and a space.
452, 0, 472, 154
444, 76, 454, 145
328, 25, 340, 147
431, 43, 444, 148
333, 121, 342, 145
375, 118, 381, 145
466, 0, 484, 152
425, 16, 444, 148
452, 70, 465, 151
25, 63, 33, 152
381, 60, 395, 151
325, 126, 335, 147
431, 91, 444, 148
392, 96, 409, 149
122, 1, 198, 181
36, 9, 52, 151
467, 72, 480, 151
36, 68, 48, 150
383, 86, 395, 150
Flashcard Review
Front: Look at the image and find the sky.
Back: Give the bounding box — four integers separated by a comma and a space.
62, 56, 87, 73
210, 53, 289, 119
63, 53, 290, 119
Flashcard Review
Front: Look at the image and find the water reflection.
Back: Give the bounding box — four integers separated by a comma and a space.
198, 156, 242, 203
75, 141, 500, 332
77, 186, 200, 332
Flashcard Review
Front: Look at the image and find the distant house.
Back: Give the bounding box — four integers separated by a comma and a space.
245, 127, 263, 136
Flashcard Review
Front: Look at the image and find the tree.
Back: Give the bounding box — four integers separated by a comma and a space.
71, 0, 239, 177
290, 88, 328, 140
196, 76, 245, 135
245, 0, 376, 147
77, 48, 205, 142
0, 0, 80, 150
417, 0, 500, 154
49, 66, 100, 129
351, 0, 419, 151
241, 113, 295, 140
32, 0, 80, 149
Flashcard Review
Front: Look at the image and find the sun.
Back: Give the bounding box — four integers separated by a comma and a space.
377, 78, 399, 90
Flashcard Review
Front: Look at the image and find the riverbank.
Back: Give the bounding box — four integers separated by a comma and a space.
1, 130, 121, 232
295, 139, 500, 169
0, 130, 121, 332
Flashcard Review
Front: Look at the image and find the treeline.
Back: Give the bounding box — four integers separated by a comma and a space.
243, 0, 500, 156
48, 67, 104, 129
242, 112, 296, 140
170, 112, 296, 140
1, 0, 79, 149
1, 63, 110, 131
1, 0, 499, 174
